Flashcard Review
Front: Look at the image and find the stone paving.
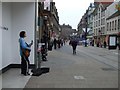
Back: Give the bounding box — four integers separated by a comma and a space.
25, 45, 118, 88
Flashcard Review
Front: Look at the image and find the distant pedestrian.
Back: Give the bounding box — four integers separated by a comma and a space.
103, 41, 107, 48
19, 31, 33, 76
92, 39, 94, 46
53, 38, 57, 49
63, 39, 66, 45
61, 39, 63, 46
70, 38, 78, 54
57, 39, 61, 48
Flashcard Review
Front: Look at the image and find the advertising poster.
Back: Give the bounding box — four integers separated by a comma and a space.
109, 36, 116, 46
108, 35, 117, 50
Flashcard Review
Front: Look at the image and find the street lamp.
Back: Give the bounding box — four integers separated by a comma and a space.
85, 10, 88, 47
84, 4, 93, 47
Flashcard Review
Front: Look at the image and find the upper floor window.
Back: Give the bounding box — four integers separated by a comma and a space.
103, 18, 105, 25
115, 20, 117, 30
99, 20, 100, 26
118, 19, 120, 30
107, 23, 109, 31
110, 22, 111, 31
94, 22, 96, 28
112, 21, 114, 30
96, 21, 97, 27
99, 7, 100, 12
101, 19, 103, 25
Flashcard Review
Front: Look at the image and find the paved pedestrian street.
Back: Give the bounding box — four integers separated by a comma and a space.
24, 44, 118, 88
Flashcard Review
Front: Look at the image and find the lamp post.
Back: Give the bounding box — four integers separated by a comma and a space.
84, 3, 93, 47
85, 10, 88, 47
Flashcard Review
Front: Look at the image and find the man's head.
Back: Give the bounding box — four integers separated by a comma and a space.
19, 31, 26, 38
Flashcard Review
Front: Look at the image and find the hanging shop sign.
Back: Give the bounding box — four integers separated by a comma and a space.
115, 4, 120, 11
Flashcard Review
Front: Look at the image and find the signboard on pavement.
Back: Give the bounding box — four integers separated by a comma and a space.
108, 35, 117, 50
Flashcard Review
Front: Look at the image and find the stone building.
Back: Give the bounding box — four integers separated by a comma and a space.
60, 24, 75, 40
92, 1, 113, 46
77, 3, 95, 41
106, 0, 120, 45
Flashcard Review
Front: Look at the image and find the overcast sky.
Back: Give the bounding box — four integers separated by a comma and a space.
53, 0, 94, 29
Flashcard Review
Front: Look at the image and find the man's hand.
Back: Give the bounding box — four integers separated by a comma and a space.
31, 40, 33, 45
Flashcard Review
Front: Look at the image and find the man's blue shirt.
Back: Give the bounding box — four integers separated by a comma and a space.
19, 38, 31, 56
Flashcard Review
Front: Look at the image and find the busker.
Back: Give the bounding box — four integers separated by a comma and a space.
19, 31, 33, 76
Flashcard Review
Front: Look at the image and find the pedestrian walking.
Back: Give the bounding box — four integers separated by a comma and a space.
92, 39, 94, 46
19, 31, 33, 76
61, 39, 64, 46
53, 38, 57, 49
70, 38, 78, 54
103, 41, 107, 48
57, 38, 61, 48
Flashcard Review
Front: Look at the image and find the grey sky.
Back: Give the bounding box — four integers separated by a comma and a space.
54, 0, 94, 29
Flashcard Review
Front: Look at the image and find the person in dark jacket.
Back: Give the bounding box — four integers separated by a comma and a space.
70, 39, 78, 54
57, 39, 61, 48
103, 41, 107, 48
53, 38, 57, 49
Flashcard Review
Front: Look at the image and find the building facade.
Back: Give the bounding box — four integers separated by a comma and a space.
92, 2, 112, 46
60, 24, 74, 40
77, 3, 95, 41
87, 3, 95, 39
50, 2, 60, 38
106, 1, 120, 44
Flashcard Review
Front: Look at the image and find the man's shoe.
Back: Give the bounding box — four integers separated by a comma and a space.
27, 72, 30, 75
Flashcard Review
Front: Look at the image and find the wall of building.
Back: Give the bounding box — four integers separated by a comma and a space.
0, 2, 2, 70
2, 2, 35, 70
61, 24, 73, 39
11, 2, 35, 64
106, 17, 118, 34
106, 1, 120, 35
2, 2, 12, 69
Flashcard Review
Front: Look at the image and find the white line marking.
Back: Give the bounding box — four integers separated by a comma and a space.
74, 76, 85, 80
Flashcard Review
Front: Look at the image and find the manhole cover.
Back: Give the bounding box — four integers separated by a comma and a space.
101, 68, 116, 71
74, 76, 85, 80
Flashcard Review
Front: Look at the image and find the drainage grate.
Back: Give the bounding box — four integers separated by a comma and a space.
101, 68, 116, 71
